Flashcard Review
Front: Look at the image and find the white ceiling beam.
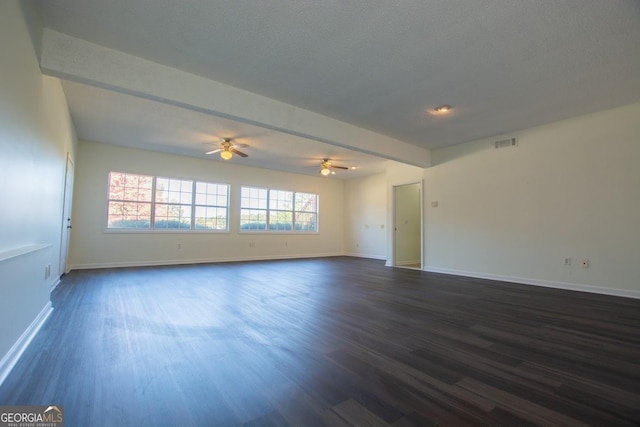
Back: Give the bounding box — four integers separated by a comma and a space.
39, 29, 430, 168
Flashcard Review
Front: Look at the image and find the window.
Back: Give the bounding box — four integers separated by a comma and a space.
107, 172, 153, 229
194, 182, 228, 230
240, 186, 318, 232
269, 190, 293, 230
294, 192, 318, 231
155, 177, 193, 229
239, 187, 268, 230
107, 172, 229, 231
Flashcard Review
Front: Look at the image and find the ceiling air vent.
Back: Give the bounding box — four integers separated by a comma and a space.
495, 137, 517, 149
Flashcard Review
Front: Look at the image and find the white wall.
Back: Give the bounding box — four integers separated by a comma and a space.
0, 1, 77, 366
70, 140, 345, 268
424, 103, 640, 296
343, 162, 426, 264
344, 173, 387, 259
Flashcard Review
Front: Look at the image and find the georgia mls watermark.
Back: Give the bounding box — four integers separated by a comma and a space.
0, 406, 63, 427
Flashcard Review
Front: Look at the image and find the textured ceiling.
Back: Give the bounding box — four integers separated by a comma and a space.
60, 80, 389, 178
35, 0, 640, 172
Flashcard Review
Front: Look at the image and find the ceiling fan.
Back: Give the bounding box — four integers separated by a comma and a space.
319, 159, 349, 176
205, 138, 249, 160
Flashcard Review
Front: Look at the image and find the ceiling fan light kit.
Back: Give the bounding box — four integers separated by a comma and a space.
220, 149, 233, 160
319, 159, 348, 176
205, 137, 249, 160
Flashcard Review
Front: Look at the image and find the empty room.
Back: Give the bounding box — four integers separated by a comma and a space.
1, 1, 639, 426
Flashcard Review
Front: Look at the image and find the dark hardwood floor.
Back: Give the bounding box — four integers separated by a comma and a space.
1, 257, 639, 426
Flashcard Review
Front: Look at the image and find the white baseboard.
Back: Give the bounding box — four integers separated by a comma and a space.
0, 302, 53, 386
49, 276, 61, 292
424, 267, 640, 300
69, 252, 345, 270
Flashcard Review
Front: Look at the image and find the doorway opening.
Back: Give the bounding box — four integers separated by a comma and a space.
393, 182, 422, 270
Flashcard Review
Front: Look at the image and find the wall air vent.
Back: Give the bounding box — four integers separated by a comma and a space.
495, 137, 517, 149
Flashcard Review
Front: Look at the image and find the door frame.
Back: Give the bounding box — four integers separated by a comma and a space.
391, 180, 423, 269
59, 152, 74, 276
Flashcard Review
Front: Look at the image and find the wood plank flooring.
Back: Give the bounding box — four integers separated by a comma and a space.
1, 257, 639, 426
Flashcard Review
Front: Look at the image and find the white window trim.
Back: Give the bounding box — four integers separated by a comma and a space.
105, 172, 230, 233
239, 186, 319, 233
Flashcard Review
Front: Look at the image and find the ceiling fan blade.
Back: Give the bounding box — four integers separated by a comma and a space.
330, 165, 349, 170
230, 147, 248, 157
206, 148, 223, 155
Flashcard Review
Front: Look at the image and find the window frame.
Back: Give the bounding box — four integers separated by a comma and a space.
105, 172, 230, 233
239, 186, 319, 233
154, 176, 195, 230
106, 172, 154, 230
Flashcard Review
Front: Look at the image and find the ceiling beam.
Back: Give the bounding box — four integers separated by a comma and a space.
39, 29, 430, 168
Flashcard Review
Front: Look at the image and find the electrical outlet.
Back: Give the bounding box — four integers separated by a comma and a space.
563, 257, 571, 266
581, 259, 590, 268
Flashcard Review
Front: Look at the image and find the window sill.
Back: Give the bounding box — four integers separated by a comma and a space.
104, 229, 230, 234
